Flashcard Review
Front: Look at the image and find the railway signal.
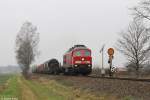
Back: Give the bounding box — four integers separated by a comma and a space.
108, 48, 114, 56
107, 48, 114, 77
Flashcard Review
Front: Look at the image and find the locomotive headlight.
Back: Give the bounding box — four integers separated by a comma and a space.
88, 65, 91, 67
81, 58, 85, 61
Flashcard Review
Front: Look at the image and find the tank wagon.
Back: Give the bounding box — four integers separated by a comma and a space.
62, 45, 92, 75
33, 59, 60, 74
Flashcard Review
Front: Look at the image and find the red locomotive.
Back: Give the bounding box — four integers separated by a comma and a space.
62, 45, 92, 75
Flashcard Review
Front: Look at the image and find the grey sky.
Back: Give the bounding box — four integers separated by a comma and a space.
0, 0, 137, 67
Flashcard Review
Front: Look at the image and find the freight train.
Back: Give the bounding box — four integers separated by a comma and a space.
32, 45, 92, 75
32, 59, 60, 74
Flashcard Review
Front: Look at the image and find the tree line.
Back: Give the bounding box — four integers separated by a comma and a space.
117, 0, 150, 77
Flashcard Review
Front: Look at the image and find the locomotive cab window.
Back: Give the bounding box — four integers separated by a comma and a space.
74, 51, 81, 56
84, 50, 90, 56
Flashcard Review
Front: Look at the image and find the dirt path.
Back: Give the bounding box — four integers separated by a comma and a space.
17, 77, 38, 100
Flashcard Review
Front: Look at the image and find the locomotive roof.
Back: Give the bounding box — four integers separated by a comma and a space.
43, 58, 58, 64
66, 44, 89, 53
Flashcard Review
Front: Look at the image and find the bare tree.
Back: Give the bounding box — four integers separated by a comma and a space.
133, 0, 150, 21
15, 21, 39, 78
116, 19, 150, 77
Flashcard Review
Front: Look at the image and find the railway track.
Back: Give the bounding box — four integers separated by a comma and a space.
33, 73, 150, 82
87, 75, 150, 82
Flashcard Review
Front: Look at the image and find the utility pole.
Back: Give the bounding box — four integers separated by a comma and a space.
100, 44, 105, 77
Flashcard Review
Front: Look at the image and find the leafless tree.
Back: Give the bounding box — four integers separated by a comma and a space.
133, 0, 150, 21
15, 21, 39, 78
116, 19, 150, 77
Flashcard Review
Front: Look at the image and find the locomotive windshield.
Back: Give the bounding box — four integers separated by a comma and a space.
74, 51, 81, 56
73, 50, 90, 56
84, 50, 90, 56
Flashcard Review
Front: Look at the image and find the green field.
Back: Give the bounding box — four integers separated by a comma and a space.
0, 74, 11, 85
0, 76, 20, 98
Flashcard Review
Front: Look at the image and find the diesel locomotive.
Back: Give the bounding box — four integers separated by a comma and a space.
62, 45, 92, 75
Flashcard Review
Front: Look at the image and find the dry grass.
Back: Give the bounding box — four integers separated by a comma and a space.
42, 75, 150, 100
18, 77, 37, 100
33, 76, 112, 100
34, 75, 120, 100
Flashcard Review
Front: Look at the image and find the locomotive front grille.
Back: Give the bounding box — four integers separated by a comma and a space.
74, 64, 92, 68
75, 61, 90, 64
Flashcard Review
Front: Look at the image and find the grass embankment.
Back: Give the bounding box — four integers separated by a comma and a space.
20, 77, 64, 100
0, 74, 133, 100
23, 77, 105, 100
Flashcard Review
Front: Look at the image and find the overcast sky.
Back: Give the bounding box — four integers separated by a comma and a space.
0, 0, 138, 68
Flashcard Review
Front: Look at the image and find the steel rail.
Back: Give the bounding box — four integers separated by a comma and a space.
33, 73, 150, 82
87, 75, 150, 82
